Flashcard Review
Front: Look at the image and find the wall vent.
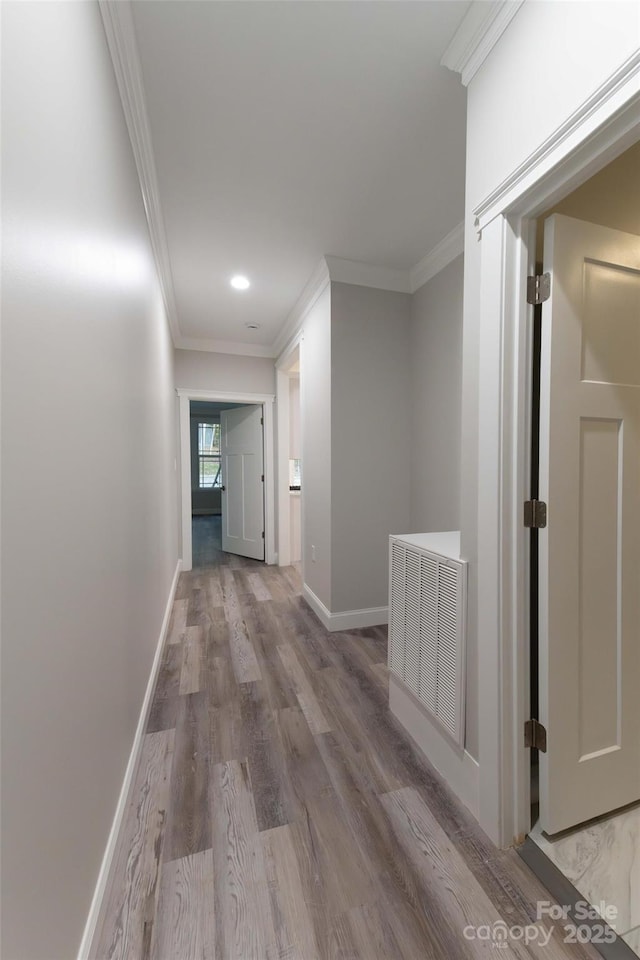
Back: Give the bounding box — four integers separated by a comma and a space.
389, 535, 467, 746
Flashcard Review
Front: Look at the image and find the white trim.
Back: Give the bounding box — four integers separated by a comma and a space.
441, 0, 525, 87
77, 559, 182, 960
275, 330, 304, 372
302, 584, 388, 632
98, 0, 181, 345
175, 337, 276, 359
409, 221, 464, 293
325, 255, 411, 294
474, 52, 640, 231
177, 388, 277, 570
272, 258, 330, 359
176, 388, 275, 404
389, 675, 480, 819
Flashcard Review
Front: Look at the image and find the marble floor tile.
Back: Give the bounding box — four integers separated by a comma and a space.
623, 927, 640, 954
530, 803, 640, 944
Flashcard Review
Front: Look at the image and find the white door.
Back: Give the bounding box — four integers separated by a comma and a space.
539, 213, 640, 835
221, 405, 265, 561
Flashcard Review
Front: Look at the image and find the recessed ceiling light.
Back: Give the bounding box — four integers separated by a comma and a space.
230, 274, 250, 291
245, 322, 260, 330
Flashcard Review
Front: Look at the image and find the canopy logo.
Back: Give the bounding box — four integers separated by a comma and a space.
463, 922, 553, 949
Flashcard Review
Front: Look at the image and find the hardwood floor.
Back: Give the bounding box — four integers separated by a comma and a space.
92, 554, 600, 960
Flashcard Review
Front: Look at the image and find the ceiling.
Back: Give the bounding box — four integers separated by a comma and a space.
128, 1, 470, 355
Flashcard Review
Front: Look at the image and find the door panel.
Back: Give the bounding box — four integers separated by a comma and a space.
221, 405, 264, 561
539, 214, 640, 835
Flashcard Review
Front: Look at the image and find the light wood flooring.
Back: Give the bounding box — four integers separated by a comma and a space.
92, 553, 600, 960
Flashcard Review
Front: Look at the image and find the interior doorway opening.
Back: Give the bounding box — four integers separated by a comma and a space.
276, 340, 303, 573
524, 139, 640, 956
177, 389, 276, 572
189, 400, 262, 567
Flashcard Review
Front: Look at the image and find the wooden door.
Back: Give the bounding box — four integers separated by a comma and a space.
221, 405, 265, 561
539, 214, 640, 834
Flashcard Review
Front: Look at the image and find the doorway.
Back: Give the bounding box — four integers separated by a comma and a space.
177, 388, 276, 572
189, 400, 266, 566
276, 340, 303, 571
526, 141, 640, 954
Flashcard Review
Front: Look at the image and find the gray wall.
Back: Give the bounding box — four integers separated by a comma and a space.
330, 282, 411, 612
1, 5, 178, 958
301, 286, 332, 607
409, 256, 472, 753
409, 255, 463, 532
175, 348, 276, 394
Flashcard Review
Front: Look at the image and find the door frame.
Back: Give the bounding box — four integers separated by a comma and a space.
177, 388, 276, 571
474, 78, 640, 847
275, 333, 304, 570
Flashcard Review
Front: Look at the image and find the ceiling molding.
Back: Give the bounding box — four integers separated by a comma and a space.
175, 337, 276, 359
99, 0, 182, 343
272, 258, 330, 360
441, 0, 525, 87
325, 256, 411, 293
409, 221, 464, 293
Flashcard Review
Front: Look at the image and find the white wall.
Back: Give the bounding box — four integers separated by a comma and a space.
409, 255, 463, 534
330, 282, 411, 612
301, 285, 332, 607
175, 347, 276, 394
1, 5, 178, 958
465, 1, 640, 206
459, 0, 639, 783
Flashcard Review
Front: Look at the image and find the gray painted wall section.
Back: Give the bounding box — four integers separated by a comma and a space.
174, 348, 276, 394
330, 282, 411, 613
409, 254, 463, 534
1, 4, 178, 957
409, 255, 476, 757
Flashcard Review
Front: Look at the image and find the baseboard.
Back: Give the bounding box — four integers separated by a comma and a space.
389, 674, 480, 819
77, 559, 182, 960
302, 583, 388, 632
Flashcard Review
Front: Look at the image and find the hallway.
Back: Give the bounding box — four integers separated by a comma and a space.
92, 555, 599, 960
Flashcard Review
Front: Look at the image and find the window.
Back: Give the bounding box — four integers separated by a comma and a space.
198, 422, 222, 488
289, 458, 301, 490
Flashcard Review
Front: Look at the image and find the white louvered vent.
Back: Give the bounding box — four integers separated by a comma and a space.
388, 533, 467, 746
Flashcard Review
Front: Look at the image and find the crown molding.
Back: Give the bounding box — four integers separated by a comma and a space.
441, 0, 525, 87
325, 255, 411, 294
272, 258, 330, 360
409, 221, 464, 293
175, 337, 276, 359
99, 0, 182, 344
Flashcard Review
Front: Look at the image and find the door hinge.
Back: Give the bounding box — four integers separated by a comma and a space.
524, 718, 547, 752
524, 499, 547, 528
261, 474, 264, 482
260, 417, 264, 425
527, 272, 550, 305
261, 531, 265, 539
